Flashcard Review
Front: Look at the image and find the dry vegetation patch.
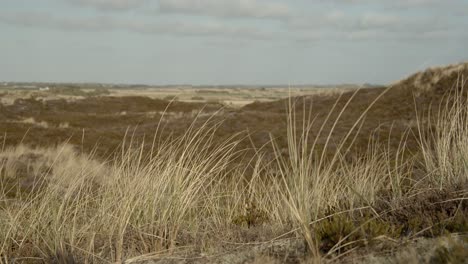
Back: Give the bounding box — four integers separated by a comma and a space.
0, 63, 467, 263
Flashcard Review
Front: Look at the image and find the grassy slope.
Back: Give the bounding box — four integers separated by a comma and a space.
0, 63, 467, 263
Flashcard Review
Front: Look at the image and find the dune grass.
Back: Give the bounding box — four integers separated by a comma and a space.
0, 84, 467, 263
417, 77, 468, 190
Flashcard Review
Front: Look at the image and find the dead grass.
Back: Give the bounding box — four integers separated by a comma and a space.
0, 64, 467, 263
0, 91, 466, 263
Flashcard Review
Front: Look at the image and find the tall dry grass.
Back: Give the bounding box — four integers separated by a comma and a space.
0, 118, 244, 263
417, 77, 468, 190
0, 83, 467, 263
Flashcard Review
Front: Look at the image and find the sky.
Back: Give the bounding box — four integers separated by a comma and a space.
1, 0, 467, 85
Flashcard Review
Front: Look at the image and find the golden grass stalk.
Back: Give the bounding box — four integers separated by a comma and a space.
417, 75, 468, 189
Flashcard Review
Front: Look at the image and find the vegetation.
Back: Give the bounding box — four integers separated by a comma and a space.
0, 64, 467, 263
48, 87, 110, 97
163, 95, 179, 101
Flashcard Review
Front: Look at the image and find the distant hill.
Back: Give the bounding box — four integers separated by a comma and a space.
1, 62, 467, 160
230, 62, 468, 156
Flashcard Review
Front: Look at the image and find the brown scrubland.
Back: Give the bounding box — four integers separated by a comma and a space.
0, 63, 467, 263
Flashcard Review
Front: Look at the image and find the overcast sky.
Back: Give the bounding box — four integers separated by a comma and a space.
1, 0, 467, 85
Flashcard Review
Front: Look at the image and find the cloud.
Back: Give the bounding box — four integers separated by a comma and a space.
0, 11, 277, 40
0, 12, 118, 31
68, 0, 148, 11
290, 11, 452, 35
331, 0, 445, 5
283, 7, 468, 44
64, 0, 292, 20
329, 0, 465, 10
158, 0, 291, 19
1, 5, 465, 44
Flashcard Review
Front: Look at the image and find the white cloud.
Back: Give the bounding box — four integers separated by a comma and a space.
330, 0, 464, 10
158, 0, 291, 19
0, 12, 117, 31
290, 11, 452, 35
65, 0, 292, 20
1, 2, 465, 44
68, 0, 148, 10
0, 11, 277, 40
332, 0, 445, 5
